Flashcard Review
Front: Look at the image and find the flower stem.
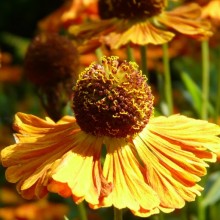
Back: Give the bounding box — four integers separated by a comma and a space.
215, 55, 220, 123
77, 202, 88, 220
162, 43, 173, 115
126, 44, 135, 61
197, 195, 206, 220
114, 208, 123, 220
197, 177, 206, 220
181, 206, 188, 220
201, 40, 210, 120
95, 47, 103, 63
140, 45, 148, 77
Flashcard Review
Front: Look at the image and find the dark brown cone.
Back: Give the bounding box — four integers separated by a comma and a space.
98, 0, 165, 19
24, 33, 79, 86
24, 33, 80, 121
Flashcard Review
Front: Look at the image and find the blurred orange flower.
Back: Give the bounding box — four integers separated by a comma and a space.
69, 0, 212, 53
201, 0, 220, 26
0, 52, 23, 83
0, 199, 69, 220
38, 0, 98, 33
1, 56, 220, 217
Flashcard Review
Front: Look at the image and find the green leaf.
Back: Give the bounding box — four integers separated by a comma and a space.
180, 71, 214, 117
202, 171, 220, 207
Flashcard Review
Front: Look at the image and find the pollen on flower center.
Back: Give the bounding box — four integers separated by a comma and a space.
72, 56, 154, 138
98, 0, 166, 19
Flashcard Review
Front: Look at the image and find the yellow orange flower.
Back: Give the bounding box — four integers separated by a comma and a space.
201, 0, 220, 26
1, 56, 220, 217
38, 0, 98, 33
24, 32, 80, 121
0, 199, 69, 220
69, 1, 212, 53
0, 52, 22, 83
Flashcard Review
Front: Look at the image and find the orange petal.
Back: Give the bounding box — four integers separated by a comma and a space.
166, 3, 202, 19
157, 4, 212, 40
97, 137, 160, 217
1, 113, 80, 199
202, 0, 220, 24
133, 114, 219, 212
104, 21, 174, 49
48, 133, 112, 205
69, 18, 118, 42
69, 18, 174, 51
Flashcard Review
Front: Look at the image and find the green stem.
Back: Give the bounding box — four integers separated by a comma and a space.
197, 195, 206, 220
180, 206, 188, 220
201, 40, 210, 120
114, 208, 123, 220
209, 204, 218, 220
197, 177, 206, 220
162, 43, 173, 115
95, 47, 103, 63
77, 202, 88, 220
215, 58, 220, 123
140, 45, 148, 77
126, 44, 135, 61
159, 213, 165, 220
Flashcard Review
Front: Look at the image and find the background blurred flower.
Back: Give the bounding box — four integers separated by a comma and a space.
24, 32, 80, 121
38, 0, 98, 33
69, 0, 212, 53
0, 52, 23, 83
1, 56, 220, 218
0, 198, 69, 220
201, 0, 220, 31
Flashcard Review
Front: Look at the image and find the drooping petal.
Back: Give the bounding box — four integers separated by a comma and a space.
157, 3, 212, 40
96, 137, 160, 217
104, 21, 175, 49
133, 114, 219, 212
1, 113, 78, 198
202, 0, 220, 25
69, 18, 174, 51
48, 133, 112, 205
1, 113, 111, 203
69, 18, 121, 53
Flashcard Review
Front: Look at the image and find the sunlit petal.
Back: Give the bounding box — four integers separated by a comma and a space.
158, 4, 212, 40
1, 113, 79, 198
133, 115, 219, 211
104, 21, 174, 49
48, 133, 112, 205
97, 137, 160, 217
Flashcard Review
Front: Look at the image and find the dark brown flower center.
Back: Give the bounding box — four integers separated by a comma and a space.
24, 33, 79, 86
72, 56, 154, 138
98, 0, 166, 19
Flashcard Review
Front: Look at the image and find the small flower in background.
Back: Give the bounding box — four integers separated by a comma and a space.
201, 0, 220, 28
69, 0, 213, 53
24, 32, 79, 87
0, 198, 69, 220
38, 0, 98, 33
61, 0, 98, 24
24, 32, 80, 121
1, 56, 220, 217
0, 52, 23, 83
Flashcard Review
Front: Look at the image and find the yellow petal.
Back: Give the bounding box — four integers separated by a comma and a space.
48, 133, 112, 205
98, 137, 160, 217
1, 113, 81, 199
133, 114, 219, 211
104, 21, 175, 49
157, 4, 213, 40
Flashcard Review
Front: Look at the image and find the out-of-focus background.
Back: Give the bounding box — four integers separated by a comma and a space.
1, 0, 220, 220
